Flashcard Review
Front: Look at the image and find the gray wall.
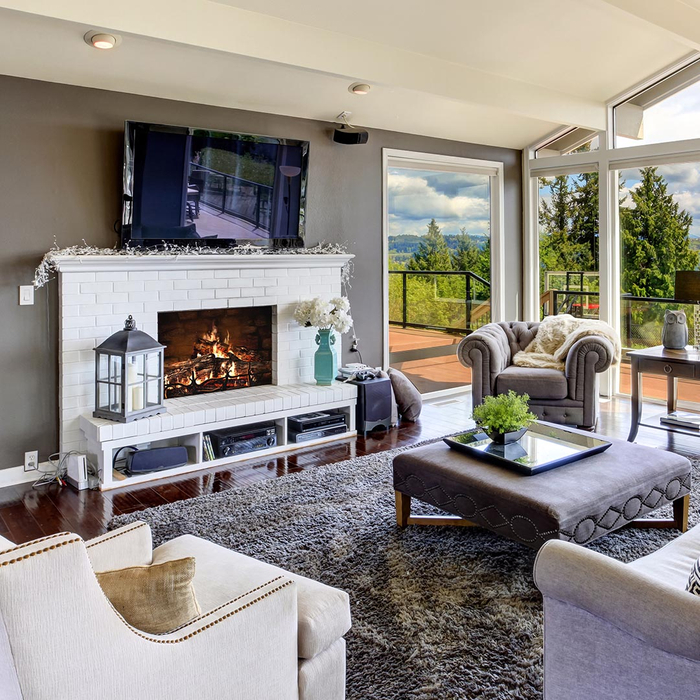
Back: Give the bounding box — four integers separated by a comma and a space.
0, 74, 522, 470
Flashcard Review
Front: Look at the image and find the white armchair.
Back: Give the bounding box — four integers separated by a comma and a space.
0, 522, 350, 700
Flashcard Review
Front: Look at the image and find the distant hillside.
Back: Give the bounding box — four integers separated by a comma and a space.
388, 233, 488, 256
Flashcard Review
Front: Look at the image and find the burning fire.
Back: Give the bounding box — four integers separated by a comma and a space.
197, 324, 232, 359
163, 322, 263, 397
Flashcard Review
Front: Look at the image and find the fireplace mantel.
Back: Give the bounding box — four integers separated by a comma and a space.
56, 251, 355, 480
51, 253, 353, 273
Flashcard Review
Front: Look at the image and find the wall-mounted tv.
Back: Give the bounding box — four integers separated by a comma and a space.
121, 121, 309, 248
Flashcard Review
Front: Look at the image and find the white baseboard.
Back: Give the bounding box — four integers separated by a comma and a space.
0, 462, 51, 488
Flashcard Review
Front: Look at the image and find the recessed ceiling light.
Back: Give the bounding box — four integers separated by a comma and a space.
349, 82, 371, 95
84, 31, 120, 50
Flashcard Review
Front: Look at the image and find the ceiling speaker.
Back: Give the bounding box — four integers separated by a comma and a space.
333, 125, 369, 145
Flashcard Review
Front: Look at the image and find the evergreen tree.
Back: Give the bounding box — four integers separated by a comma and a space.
620, 166, 699, 298
539, 176, 570, 235
408, 219, 452, 271
450, 228, 479, 272
570, 171, 599, 263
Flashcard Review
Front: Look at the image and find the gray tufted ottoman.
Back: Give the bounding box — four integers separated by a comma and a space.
393, 433, 691, 549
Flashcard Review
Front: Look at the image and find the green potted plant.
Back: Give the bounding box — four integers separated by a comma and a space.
471, 390, 537, 444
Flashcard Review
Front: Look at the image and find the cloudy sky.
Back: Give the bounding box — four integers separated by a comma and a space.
387, 168, 490, 238
539, 80, 700, 240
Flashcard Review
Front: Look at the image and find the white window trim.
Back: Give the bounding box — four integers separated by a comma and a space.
522, 52, 700, 398
381, 148, 506, 371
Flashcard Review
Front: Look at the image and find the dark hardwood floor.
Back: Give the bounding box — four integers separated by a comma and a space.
1, 394, 698, 544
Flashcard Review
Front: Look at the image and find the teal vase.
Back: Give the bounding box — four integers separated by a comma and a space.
314, 329, 338, 386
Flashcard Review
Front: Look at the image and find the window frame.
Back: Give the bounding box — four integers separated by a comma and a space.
381, 148, 506, 373
523, 53, 700, 399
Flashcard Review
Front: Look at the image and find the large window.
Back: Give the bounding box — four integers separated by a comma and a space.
538, 172, 599, 320
615, 60, 700, 148
618, 162, 700, 402
525, 55, 700, 405
383, 150, 503, 395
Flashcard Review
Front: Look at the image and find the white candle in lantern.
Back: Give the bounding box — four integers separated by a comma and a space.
127, 362, 144, 411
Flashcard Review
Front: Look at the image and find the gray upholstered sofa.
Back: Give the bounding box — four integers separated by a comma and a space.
457, 321, 614, 428
534, 526, 700, 700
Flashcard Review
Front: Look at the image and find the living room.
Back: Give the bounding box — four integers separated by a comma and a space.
3, 1, 700, 698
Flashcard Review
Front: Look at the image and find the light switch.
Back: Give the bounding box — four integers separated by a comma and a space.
19, 285, 34, 306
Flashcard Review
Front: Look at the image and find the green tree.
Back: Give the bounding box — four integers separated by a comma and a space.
571, 172, 599, 263
408, 219, 452, 271
450, 228, 479, 272
620, 166, 699, 298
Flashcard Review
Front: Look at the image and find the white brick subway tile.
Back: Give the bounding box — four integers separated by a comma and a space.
131, 291, 158, 303
61, 282, 80, 295
159, 271, 188, 280
129, 271, 159, 281
113, 302, 144, 315
265, 268, 287, 277
114, 281, 145, 293
159, 290, 188, 301
201, 299, 227, 309
69, 272, 96, 283
80, 282, 113, 294
241, 287, 256, 297
176, 300, 202, 311
240, 269, 258, 278
63, 294, 94, 306
253, 278, 276, 287
144, 280, 174, 292
96, 271, 127, 282
188, 270, 215, 279
188, 289, 216, 300
97, 293, 128, 304
147, 301, 175, 312
215, 288, 241, 299
214, 270, 241, 279
173, 279, 201, 290
84, 304, 113, 317
63, 316, 96, 329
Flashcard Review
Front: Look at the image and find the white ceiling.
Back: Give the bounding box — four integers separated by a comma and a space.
0, 0, 698, 148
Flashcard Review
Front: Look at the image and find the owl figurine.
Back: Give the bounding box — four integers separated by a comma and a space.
662, 309, 688, 350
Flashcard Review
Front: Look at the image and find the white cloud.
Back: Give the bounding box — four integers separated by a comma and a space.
387, 172, 489, 228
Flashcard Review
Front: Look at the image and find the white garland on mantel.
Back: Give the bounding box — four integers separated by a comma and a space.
35, 240, 351, 288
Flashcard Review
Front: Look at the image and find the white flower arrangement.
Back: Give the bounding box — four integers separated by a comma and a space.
294, 297, 353, 334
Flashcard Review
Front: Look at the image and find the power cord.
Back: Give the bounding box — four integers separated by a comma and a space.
33, 451, 79, 488
112, 445, 139, 475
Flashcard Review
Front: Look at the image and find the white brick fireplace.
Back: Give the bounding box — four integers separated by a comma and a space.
53, 253, 355, 479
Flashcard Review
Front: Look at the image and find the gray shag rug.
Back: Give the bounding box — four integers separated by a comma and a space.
111, 441, 699, 700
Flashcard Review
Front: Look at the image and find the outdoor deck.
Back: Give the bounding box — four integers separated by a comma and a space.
390, 326, 700, 402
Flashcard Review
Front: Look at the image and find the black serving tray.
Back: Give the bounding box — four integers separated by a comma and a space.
443, 422, 612, 475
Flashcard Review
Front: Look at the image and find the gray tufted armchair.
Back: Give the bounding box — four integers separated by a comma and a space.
457, 321, 615, 429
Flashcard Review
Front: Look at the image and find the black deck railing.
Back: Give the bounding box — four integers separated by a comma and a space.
189, 163, 273, 231
542, 289, 699, 351
388, 270, 491, 334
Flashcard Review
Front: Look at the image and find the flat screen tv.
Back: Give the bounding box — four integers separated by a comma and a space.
121, 121, 308, 248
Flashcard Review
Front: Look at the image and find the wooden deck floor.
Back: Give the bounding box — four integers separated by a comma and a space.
390, 326, 700, 404
1, 392, 699, 544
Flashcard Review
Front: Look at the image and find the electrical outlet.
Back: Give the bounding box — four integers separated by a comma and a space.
24, 450, 38, 472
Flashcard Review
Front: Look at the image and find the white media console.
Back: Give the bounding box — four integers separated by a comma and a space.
81, 382, 357, 490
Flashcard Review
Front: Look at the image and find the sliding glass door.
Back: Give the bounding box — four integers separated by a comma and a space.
383, 150, 503, 395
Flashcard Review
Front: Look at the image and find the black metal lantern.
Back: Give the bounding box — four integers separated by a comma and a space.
93, 315, 166, 422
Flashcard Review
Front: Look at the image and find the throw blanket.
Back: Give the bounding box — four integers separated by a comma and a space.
513, 314, 621, 371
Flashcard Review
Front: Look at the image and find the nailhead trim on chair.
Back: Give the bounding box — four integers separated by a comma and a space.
164, 576, 287, 633
85, 522, 147, 549
117, 580, 295, 644
0, 531, 78, 558
0, 537, 82, 565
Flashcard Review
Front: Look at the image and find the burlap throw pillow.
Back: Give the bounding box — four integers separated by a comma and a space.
97, 557, 200, 634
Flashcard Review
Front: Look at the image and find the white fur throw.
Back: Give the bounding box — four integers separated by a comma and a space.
513, 314, 621, 370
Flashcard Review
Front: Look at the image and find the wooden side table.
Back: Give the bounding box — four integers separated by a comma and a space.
627, 345, 700, 441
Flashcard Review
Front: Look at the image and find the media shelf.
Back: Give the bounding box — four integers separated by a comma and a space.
80, 383, 357, 490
